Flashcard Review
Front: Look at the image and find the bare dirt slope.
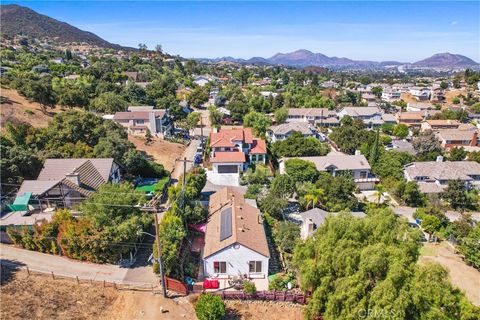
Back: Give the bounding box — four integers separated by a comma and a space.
1, 266, 118, 320
1, 266, 304, 320
0, 88, 61, 128
128, 135, 186, 172
419, 242, 480, 306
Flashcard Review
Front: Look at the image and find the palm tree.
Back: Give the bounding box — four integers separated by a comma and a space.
374, 184, 385, 205
303, 188, 325, 210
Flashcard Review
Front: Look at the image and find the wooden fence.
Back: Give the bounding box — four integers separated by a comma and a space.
165, 276, 188, 295
214, 290, 311, 304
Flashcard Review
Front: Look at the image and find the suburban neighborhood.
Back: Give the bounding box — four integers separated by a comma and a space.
1, 2, 480, 320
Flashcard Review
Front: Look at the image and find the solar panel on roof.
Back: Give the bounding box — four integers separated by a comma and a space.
220, 207, 232, 241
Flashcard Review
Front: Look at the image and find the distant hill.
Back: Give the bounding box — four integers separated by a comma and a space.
0, 4, 128, 49
412, 53, 479, 68
203, 49, 478, 69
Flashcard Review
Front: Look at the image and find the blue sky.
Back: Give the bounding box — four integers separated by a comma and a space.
9, 1, 480, 62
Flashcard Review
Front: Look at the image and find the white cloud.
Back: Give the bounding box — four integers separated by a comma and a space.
451, 21, 458, 25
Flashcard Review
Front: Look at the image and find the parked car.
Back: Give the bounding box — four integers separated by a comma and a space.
194, 153, 202, 165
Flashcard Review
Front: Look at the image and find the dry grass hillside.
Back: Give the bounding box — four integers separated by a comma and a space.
0, 266, 304, 320
0, 88, 62, 128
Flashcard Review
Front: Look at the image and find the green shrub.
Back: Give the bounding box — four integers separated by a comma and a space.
195, 293, 225, 320
243, 280, 256, 294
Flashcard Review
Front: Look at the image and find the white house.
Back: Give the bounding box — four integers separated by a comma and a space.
287, 108, 339, 127
279, 154, 379, 190
337, 107, 385, 129
112, 108, 171, 137
382, 89, 401, 102
409, 87, 430, 101
193, 75, 211, 87
266, 122, 317, 143
202, 187, 270, 290
299, 208, 366, 240
406, 102, 436, 112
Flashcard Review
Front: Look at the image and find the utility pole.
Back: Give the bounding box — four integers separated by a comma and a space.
154, 213, 168, 298
175, 157, 193, 209
200, 115, 204, 141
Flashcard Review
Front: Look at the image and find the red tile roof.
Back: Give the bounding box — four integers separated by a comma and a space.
210, 127, 254, 147
250, 139, 267, 154
210, 151, 246, 163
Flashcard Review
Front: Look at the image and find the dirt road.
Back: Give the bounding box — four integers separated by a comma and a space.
419, 242, 480, 306
0, 245, 156, 286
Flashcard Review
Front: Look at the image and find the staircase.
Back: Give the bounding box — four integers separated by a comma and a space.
263, 220, 283, 275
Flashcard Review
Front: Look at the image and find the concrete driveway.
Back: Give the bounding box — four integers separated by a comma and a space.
206, 170, 240, 186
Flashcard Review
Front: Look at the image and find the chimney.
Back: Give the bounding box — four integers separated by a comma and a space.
66, 172, 80, 185
436, 155, 444, 162
471, 131, 478, 147
354, 150, 361, 156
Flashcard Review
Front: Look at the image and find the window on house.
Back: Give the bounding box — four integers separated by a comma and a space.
214, 261, 227, 273
359, 171, 368, 179
136, 119, 145, 124
257, 154, 264, 161
249, 261, 262, 273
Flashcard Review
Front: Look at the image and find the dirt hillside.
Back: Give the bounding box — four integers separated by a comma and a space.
0, 88, 61, 128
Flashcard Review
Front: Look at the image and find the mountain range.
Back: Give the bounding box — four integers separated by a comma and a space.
201, 49, 479, 69
1, 4, 478, 69
0, 4, 127, 50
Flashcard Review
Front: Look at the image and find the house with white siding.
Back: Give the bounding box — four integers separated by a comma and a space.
266, 122, 318, 143
286, 108, 339, 127
279, 154, 379, 190
202, 187, 270, 290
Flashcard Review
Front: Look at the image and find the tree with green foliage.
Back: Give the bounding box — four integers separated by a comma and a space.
284, 158, 319, 183
272, 132, 329, 158
369, 129, 380, 165
276, 221, 300, 254
409, 263, 480, 319
468, 151, 480, 163
392, 123, 409, 139
330, 123, 375, 155
91, 92, 128, 113
443, 180, 472, 211
421, 215, 442, 242
227, 100, 250, 122
22, 78, 56, 114
208, 106, 223, 128
399, 181, 425, 207
158, 211, 187, 278
240, 164, 272, 186
449, 147, 467, 161
293, 208, 478, 320
457, 225, 480, 269
413, 130, 443, 161
188, 86, 209, 108
371, 86, 383, 98
243, 110, 272, 137
270, 174, 295, 199
274, 107, 288, 124
195, 294, 225, 320
258, 192, 288, 219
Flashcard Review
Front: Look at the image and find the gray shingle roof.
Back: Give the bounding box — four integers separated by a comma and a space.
405, 161, 480, 181
268, 122, 315, 135
282, 154, 372, 171
37, 158, 115, 182
341, 107, 382, 117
